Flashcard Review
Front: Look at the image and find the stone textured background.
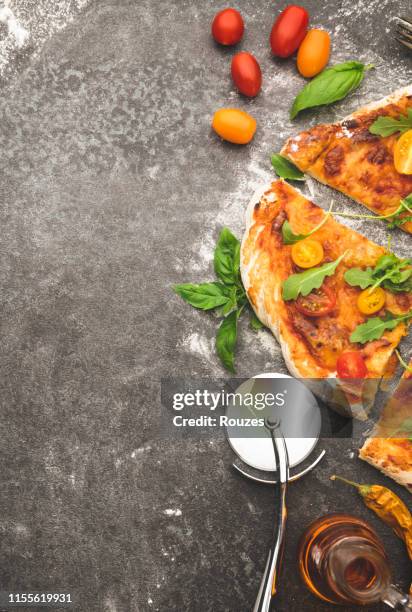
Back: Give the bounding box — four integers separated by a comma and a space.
0, 1, 411, 611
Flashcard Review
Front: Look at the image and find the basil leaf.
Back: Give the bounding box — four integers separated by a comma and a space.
250, 310, 264, 331
271, 154, 305, 181
350, 310, 412, 344
282, 252, 347, 301
369, 109, 412, 137
219, 285, 238, 316
216, 310, 238, 373
290, 61, 372, 120
174, 282, 231, 310
344, 267, 374, 289
214, 228, 241, 286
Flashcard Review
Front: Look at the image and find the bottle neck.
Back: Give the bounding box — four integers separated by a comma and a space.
382, 585, 412, 611
327, 537, 390, 605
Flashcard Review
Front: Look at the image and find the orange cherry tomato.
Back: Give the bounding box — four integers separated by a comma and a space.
231, 52, 262, 97
291, 239, 324, 268
297, 29, 331, 78
212, 8, 244, 46
212, 109, 256, 145
357, 287, 386, 315
394, 129, 412, 175
270, 5, 309, 58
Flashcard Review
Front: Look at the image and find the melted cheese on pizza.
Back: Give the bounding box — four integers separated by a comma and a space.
281, 89, 412, 233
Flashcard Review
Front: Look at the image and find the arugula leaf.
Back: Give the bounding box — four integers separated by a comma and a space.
250, 310, 264, 331
282, 252, 347, 301
369, 109, 412, 137
271, 154, 305, 181
384, 276, 412, 294
214, 228, 241, 286
333, 193, 412, 229
344, 252, 412, 294
282, 203, 334, 245
174, 282, 232, 310
290, 61, 373, 120
344, 267, 374, 289
395, 350, 412, 374
350, 310, 412, 344
216, 310, 238, 373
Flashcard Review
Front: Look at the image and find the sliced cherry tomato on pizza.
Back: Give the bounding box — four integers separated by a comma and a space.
291, 239, 324, 269
295, 285, 336, 317
336, 351, 368, 379
394, 129, 412, 175
357, 286, 386, 315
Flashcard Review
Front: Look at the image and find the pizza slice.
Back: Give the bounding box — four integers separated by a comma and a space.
241, 180, 412, 416
281, 85, 412, 233
359, 361, 412, 492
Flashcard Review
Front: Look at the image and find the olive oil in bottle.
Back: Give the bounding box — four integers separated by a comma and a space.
298, 513, 412, 609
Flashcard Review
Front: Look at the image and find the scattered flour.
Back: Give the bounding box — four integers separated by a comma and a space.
0, 5, 29, 47
0, 0, 91, 80
163, 508, 182, 517
131, 445, 151, 458
180, 332, 213, 362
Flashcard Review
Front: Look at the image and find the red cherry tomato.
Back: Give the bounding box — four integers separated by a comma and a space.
294, 285, 336, 317
270, 5, 309, 58
336, 352, 368, 379
212, 8, 244, 46
231, 52, 262, 97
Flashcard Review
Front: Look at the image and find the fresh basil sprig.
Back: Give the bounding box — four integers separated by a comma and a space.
271, 154, 305, 181
214, 227, 241, 285
174, 228, 264, 372
282, 252, 347, 301
344, 252, 412, 294
350, 309, 412, 344
369, 109, 412, 137
173, 282, 234, 310
290, 61, 373, 120
282, 202, 334, 245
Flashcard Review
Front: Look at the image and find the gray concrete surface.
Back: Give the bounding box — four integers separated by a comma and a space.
0, 0, 411, 611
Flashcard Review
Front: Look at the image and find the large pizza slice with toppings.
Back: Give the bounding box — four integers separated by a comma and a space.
281, 86, 412, 233
241, 180, 412, 394
360, 361, 412, 492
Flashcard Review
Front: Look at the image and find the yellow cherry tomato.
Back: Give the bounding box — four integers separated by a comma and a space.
394, 129, 412, 175
297, 29, 331, 78
212, 108, 256, 145
291, 239, 324, 269
357, 286, 386, 315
